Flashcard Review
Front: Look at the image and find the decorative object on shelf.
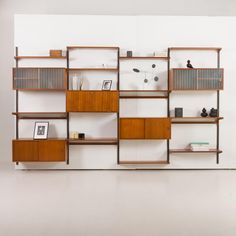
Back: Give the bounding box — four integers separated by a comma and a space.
132, 64, 159, 89
175, 108, 183, 117
33, 122, 49, 140
102, 80, 112, 90
187, 60, 194, 68
79, 133, 85, 139
79, 77, 84, 90
201, 108, 208, 117
189, 142, 210, 151
70, 131, 79, 139
49, 50, 62, 57
127, 51, 132, 57
209, 108, 218, 117
72, 75, 78, 90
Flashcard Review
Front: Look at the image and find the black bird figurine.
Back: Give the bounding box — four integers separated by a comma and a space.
187, 60, 193, 68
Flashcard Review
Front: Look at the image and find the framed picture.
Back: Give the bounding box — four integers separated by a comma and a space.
102, 80, 112, 90
33, 122, 49, 139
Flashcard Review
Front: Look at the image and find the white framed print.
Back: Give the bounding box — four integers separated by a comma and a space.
33, 122, 49, 139
102, 80, 112, 90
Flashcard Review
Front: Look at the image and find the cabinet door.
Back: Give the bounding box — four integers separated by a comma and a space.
120, 118, 145, 139
12, 140, 38, 162
38, 140, 66, 162
66, 91, 118, 112
145, 118, 171, 139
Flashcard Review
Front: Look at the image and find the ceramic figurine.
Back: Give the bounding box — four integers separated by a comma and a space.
209, 108, 218, 117
187, 60, 194, 68
201, 108, 208, 117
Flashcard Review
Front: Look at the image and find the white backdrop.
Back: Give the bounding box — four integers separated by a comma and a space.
14, 15, 236, 169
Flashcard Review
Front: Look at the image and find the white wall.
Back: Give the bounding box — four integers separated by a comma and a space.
13, 15, 236, 169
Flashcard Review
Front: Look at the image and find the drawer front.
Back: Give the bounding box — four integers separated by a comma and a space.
66, 91, 118, 112
120, 118, 145, 139
38, 140, 66, 162
145, 118, 171, 139
12, 140, 38, 162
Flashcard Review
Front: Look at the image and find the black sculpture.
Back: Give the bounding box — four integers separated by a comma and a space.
209, 108, 218, 117
187, 60, 194, 68
201, 108, 208, 117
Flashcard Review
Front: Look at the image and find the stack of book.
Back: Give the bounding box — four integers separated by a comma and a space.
189, 142, 210, 151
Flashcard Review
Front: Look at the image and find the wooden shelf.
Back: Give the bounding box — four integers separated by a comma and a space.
119, 160, 169, 164
67, 46, 119, 50
120, 96, 168, 99
13, 88, 66, 91
119, 90, 169, 99
169, 47, 221, 51
119, 90, 169, 92
68, 68, 118, 71
12, 112, 68, 119
120, 56, 169, 60
68, 138, 118, 145
14, 138, 66, 141
171, 117, 223, 124
15, 56, 66, 60
170, 149, 222, 154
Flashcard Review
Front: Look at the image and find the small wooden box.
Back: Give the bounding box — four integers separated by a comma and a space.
50, 50, 62, 57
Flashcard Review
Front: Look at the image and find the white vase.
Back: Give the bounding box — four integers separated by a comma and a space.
72, 75, 78, 90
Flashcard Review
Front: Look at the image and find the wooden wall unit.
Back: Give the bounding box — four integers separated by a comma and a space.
120, 118, 171, 140
66, 91, 119, 112
13, 140, 67, 162
12, 45, 224, 167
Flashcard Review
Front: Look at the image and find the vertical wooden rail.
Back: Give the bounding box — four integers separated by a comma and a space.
66, 49, 70, 165
15, 47, 19, 165
117, 48, 120, 164
167, 48, 170, 163
216, 50, 220, 164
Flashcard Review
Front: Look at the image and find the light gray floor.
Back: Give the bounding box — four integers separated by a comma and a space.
1, 163, 236, 236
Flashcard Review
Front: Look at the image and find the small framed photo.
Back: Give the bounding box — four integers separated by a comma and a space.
33, 122, 49, 139
102, 80, 112, 90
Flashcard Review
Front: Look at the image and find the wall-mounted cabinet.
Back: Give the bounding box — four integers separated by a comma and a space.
13, 68, 67, 90
12, 139, 67, 162
120, 118, 171, 140
66, 91, 119, 112
169, 68, 224, 90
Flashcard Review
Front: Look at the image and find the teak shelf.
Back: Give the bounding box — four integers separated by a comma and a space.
68, 138, 118, 145
12, 45, 224, 167
14, 56, 66, 59
12, 112, 68, 119
171, 117, 223, 124
169, 149, 222, 154
67, 68, 118, 71
119, 56, 169, 60
67, 46, 119, 50
168, 47, 222, 51
119, 160, 169, 164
